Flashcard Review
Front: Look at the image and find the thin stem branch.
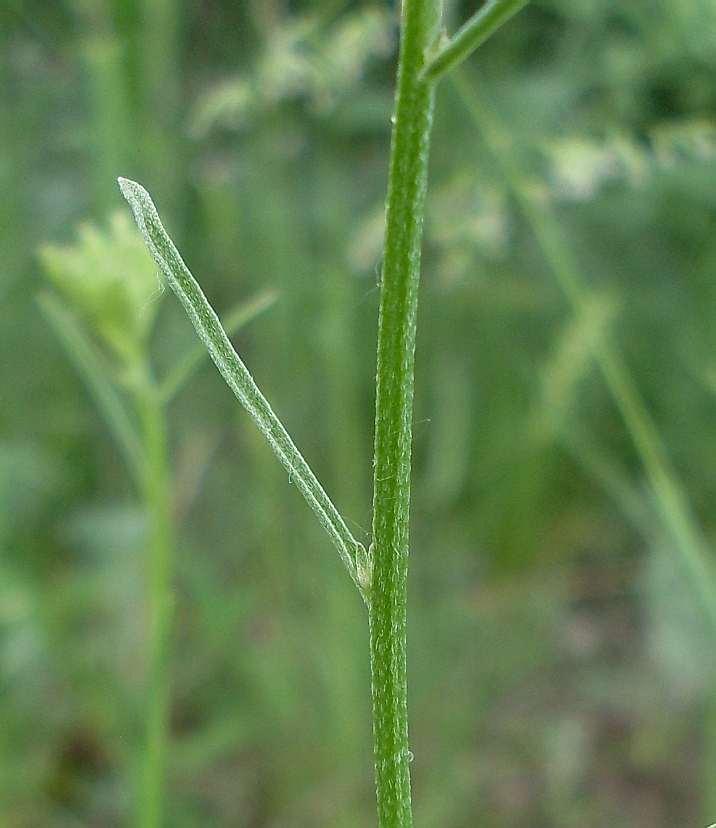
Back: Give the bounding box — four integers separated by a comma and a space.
158, 288, 278, 405
119, 177, 368, 603
37, 291, 147, 482
369, 0, 439, 823
421, 0, 530, 84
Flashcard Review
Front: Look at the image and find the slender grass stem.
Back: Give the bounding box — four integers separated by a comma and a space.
119, 177, 368, 602
452, 70, 716, 632
369, 0, 439, 823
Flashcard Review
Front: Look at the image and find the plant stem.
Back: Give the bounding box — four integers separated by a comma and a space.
369, 0, 439, 824
132, 362, 174, 828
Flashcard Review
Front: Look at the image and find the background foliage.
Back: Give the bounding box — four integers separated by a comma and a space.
2, 0, 716, 825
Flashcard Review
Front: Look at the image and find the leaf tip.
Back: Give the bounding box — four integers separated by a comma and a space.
117, 177, 149, 209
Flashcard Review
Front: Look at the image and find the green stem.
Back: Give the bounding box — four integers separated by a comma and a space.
369, 0, 439, 824
132, 362, 174, 828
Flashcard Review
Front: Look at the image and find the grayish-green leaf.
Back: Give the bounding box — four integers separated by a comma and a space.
118, 177, 368, 604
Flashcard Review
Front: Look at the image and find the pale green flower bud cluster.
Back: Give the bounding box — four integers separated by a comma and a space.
39, 211, 161, 366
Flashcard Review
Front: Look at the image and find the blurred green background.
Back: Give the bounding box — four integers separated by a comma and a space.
2, 0, 716, 825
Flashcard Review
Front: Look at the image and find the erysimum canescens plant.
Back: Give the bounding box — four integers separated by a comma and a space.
120, 1, 531, 826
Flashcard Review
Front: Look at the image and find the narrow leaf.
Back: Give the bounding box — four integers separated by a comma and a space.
118, 177, 368, 603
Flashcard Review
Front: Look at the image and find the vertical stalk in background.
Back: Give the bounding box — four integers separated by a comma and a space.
370, 0, 439, 825
138, 0, 183, 206
41, 255, 279, 828
131, 363, 174, 828
69, 0, 135, 211
453, 69, 716, 823
450, 70, 716, 632
38, 217, 178, 828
